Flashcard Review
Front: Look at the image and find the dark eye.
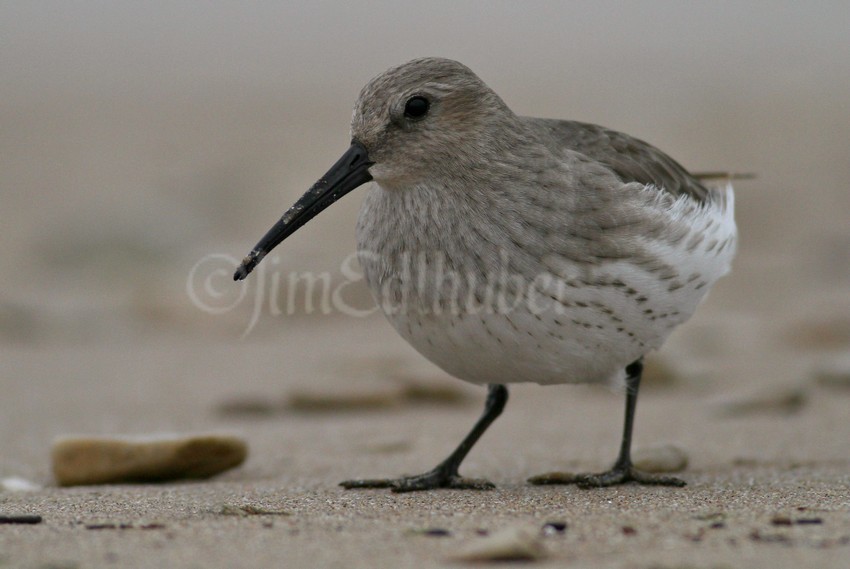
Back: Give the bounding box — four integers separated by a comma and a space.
403, 96, 430, 119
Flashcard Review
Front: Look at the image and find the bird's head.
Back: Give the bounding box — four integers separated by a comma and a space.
234, 58, 514, 280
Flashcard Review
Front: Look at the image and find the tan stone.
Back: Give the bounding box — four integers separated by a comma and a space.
633, 443, 689, 473
52, 434, 247, 486
453, 525, 547, 562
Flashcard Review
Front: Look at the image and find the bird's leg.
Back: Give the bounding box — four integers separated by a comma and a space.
340, 384, 508, 493
575, 358, 685, 487
529, 359, 686, 488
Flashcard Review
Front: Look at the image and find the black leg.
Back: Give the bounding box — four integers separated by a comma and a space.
341, 384, 508, 493
529, 359, 686, 488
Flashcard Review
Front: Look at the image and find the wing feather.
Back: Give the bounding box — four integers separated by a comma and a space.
527, 118, 709, 202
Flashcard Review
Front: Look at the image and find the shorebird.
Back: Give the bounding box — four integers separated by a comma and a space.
234, 58, 737, 492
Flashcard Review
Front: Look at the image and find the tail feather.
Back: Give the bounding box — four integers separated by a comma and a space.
693, 171, 756, 182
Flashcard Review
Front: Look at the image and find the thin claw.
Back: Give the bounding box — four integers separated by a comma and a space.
339, 478, 397, 489
392, 475, 495, 493
575, 466, 686, 489
340, 385, 507, 492
628, 471, 686, 487
340, 471, 495, 493
527, 466, 685, 488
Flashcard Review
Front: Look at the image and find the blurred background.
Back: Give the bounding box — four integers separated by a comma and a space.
1, 2, 849, 469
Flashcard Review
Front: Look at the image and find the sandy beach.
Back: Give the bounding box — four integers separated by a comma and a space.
2, 294, 849, 568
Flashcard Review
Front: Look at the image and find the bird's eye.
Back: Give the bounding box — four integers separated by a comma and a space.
403, 96, 430, 119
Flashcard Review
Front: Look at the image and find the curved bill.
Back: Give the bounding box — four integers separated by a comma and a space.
233, 141, 373, 281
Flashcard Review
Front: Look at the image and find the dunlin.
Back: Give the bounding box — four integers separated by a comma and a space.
234, 58, 737, 492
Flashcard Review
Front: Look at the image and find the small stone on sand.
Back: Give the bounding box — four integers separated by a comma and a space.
454, 525, 547, 562
633, 444, 689, 473
405, 527, 452, 537
542, 521, 567, 535
1, 476, 42, 492
0, 514, 42, 525
219, 504, 291, 516
52, 434, 248, 486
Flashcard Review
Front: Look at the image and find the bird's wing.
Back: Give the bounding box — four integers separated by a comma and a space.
527, 118, 709, 202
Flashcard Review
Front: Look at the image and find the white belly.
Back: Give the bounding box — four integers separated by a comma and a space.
358, 184, 736, 387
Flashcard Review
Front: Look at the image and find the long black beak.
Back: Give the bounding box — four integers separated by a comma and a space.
233, 141, 373, 281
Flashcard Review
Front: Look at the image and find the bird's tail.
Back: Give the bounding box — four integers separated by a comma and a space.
693, 172, 749, 211
693, 172, 755, 183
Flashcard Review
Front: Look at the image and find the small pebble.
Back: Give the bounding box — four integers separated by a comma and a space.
85, 523, 130, 530
694, 512, 726, 522
51, 433, 248, 486
770, 515, 823, 526
542, 521, 567, 535
406, 527, 452, 537
83, 521, 165, 530
453, 525, 547, 562
632, 443, 689, 473
749, 529, 790, 544
422, 528, 452, 537
219, 504, 291, 516
139, 522, 167, 529
0, 476, 42, 492
0, 514, 42, 525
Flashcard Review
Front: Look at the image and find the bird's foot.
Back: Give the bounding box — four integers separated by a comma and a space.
340, 467, 495, 493
575, 465, 685, 488
528, 466, 685, 488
